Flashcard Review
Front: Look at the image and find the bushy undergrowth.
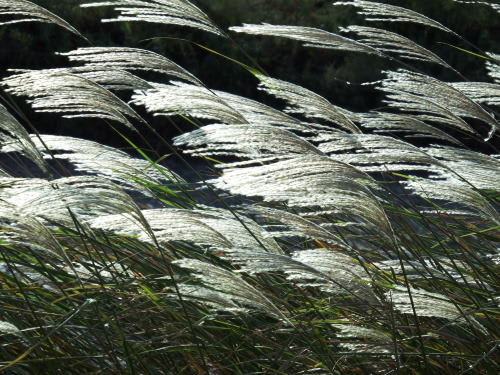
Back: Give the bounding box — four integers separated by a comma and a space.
0, 1, 499, 374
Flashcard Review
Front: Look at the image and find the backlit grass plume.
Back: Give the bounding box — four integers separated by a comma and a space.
81, 0, 224, 36
0, 0, 83, 37
2, 70, 144, 129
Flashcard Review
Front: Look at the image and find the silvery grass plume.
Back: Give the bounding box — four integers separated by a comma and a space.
132, 80, 357, 133
331, 322, 392, 352
0, 176, 143, 226
0, 321, 21, 337
244, 206, 341, 243
486, 53, 500, 83
82, 68, 152, 91
9, 65, 155, 91
81, 0, 224, 36
208, 155, 392, 236
340, 26, 454, 70
257, 75, 361, 133
218, 248, 379, 305
6, 65, 154, 92
211, 89, 321, 134
1, 70, 144, 130
27, 65, 153, 91
90, 208, 282, 253
58, 47, 202, 86
314, 133, 439, 173
451, 82, 500, 108
0, 201, 65, 258
375, 258, 478, 286
291, 249, 378, 303
2, 134, 185, 196
173, 123, 323, 163
131, 82, 247, 124
229, 23, 379, 56
0, 103, 48, 173
452, 0, 500, 13
404, 178, 500, 225
67, 67, 154, 91
387, 286, 487, 333
376, 69, 498, 140
0, 201, 109, 289
172, 258, 288, 321
335, 0, 454, 34
174, 125, 405, 237
0, 0, 83, 37
359, 112, 463, 145
424, 146, 500, 191
378, 93, 475, 138
132, 81, 325, 132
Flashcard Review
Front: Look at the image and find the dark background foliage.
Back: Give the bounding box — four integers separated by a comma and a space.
1, 0, 499, 151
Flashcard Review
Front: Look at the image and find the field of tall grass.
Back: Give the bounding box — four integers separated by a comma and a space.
0, 1, 499, 374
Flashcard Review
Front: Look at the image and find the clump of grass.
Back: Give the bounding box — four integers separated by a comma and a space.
0, 1, 499, 374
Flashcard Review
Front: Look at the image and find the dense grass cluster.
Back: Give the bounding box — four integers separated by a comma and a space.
0, 1, 499, 374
